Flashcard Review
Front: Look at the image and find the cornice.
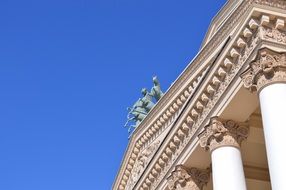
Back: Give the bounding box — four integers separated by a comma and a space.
201, 0, 243, 47
113, 1, 286, 189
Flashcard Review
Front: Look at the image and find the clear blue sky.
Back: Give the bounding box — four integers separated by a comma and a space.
0, 0, 226, 189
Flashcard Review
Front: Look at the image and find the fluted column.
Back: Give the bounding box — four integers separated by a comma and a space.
199, 117, 249, 190
167, 165, 210, 190
241, 48, 286, 190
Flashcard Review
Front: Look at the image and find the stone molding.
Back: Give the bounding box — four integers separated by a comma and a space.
127, 140, 160, 188
241, 48, 286, 92
167, 165, 210, 190
199, 117, 249, 152
113, 2, 286, 190
261, 27, 286, 45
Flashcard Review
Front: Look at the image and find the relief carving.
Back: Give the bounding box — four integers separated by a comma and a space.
241, 48, 286, 92
261, 27, 286, 44
128, 140, 160, 188
199, 117, 249, 152
253, 0, 286, 9
167, 165, 210, 190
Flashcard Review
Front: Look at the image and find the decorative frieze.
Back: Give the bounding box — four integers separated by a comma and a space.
261, 27, 286, 44
253, 0, 286, 9
199, 117, 249, 152
127, 141, 160, 188
167, 165, 210, 190
241, 48, 286, 92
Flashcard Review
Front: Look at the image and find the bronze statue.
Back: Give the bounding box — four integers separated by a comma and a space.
151, 76, 164, 101
124, 76, 164, 136
125, 98, 147, 133
141, 88, 155, 112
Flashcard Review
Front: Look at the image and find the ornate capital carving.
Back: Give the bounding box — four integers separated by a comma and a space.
253, 0, 286, 9
241, 48, 286, 92
199, 117, 249, 152
167, 165, 210, 190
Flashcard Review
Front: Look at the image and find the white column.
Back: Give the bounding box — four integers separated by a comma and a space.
199, 117, 249, 190
241, 48, 286, 190
212, 147, 247, 190
259, 83, 286, 190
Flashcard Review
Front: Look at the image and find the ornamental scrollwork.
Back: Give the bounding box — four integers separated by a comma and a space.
127, 140, 160, 189
253, 0, 286, 9
260, 27, 286, 44
241, 48, 286, 92
167, 165, 210, 190
199, 117, 249, 152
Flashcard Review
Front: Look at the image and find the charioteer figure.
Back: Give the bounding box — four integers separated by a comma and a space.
151, 76, 164, 102
124, 76, 164, 136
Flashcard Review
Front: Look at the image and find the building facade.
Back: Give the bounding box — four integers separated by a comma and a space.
113, 0, 286, 189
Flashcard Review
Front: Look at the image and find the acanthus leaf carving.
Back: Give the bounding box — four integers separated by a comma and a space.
241, 48, 286, 92
199, 117, 249, 152
261, 27, 286, 44
167, 165, 210, 190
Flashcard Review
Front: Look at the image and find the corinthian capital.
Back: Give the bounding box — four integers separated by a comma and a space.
167, 165, 210, 190
199, 117, 249, 152
241, 48, 286, 92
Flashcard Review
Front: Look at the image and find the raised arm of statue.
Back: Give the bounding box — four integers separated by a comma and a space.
151, 76, 164, 101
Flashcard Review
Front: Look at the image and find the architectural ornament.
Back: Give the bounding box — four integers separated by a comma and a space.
241, 48, 286, 92
253, 0, 286, 9
199, 117, 249, 152
167, 165, 210, 190
128, 140, 160, 188
261, 27, 286, 44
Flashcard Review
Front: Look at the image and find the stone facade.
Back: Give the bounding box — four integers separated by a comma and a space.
113, 1, 286, 190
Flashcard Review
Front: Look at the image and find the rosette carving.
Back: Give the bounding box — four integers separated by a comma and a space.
241, 48, 286, 92
199, 117, 249, 152
167, 165, 210, 190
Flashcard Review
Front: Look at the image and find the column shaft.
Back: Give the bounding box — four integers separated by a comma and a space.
212, 147, 247, 190
259, 83, 286, 190
199, 118, 249, 190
